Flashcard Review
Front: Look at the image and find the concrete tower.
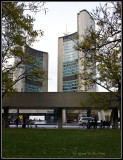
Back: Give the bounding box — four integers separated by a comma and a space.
58, 10, 96, 92
57, 10, 97, 124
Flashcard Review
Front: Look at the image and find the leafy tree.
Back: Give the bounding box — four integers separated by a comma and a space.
74, 2, 121, 128
2, 2, 48, 98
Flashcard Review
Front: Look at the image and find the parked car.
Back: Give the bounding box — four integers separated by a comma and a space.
79, 117, 95, 126
79, 117, 101, 126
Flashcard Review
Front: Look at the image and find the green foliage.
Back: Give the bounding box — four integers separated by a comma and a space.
75, 2, 121, 109
2, 2, 47, 97
75, 2, 121, 92
2, 72, 17, 97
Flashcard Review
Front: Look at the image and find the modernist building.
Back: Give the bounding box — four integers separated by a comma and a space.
57, 10, 100, 123
14, 45, 48, 92
58, 32, 78, 92
9, 45, 52, 119
58, 10, 96, 92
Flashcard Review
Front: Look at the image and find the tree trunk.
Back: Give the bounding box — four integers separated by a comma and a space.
113, 107, 118, 129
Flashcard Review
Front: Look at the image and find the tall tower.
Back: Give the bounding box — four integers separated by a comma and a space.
77, 10, 96, 92
58, 9, 96, 92
13, 45, 49, 116
58, 32, 78, 92
14, 45, 48, 92
57, 10, 97, 124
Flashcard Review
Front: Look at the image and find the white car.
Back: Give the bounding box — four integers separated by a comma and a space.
78, 117, 95, 126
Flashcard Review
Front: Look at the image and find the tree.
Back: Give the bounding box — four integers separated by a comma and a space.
74, 2, 121, 128
2, 2, 48, 98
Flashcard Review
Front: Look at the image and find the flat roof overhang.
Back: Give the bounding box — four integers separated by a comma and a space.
2, 92, 118, 110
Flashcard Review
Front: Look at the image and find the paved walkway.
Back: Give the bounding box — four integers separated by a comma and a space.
8, 124, 120, 129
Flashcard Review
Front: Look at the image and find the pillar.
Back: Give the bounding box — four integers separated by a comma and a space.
87, 108, 91, 117
54, 109, 58, 121
98, 110, 105, 121
58, 108, 62, 129
17, 108, 19, 116
3, 108, 9, 128
62, 109, 67, 125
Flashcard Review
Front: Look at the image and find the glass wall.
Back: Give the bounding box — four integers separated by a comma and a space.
62, 36, 79, 92
24, 46, 43, 92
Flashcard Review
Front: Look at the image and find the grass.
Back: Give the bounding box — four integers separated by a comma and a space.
2, 128, 121, 158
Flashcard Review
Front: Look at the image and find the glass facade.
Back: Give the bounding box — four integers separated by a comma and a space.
62, 34, 79, 92
24, 46, 44, 92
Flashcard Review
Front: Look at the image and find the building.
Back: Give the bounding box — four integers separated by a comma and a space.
57, 10, 98, 123
14, 45, 48, 92
58, 32, 78, 92
9, 45, 53, 119
58, 10, 96, 92
2, 92, 120, 129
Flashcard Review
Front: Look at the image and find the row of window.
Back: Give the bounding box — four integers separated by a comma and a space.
63, 66, 78, 71
63, 87, 78, 90
25, 84, 42, 92
63, 72, 78, 77
63, 57, 78, 62
25, 89, 42, 92
63, 68, 78, 75
63, 80, 78, 91
63, 54, 78, 60
63, 67, 78, 72
63, 66, 78, 73
63, 50, 78, 57
63, 83, 77, 88
63, 48, 75, 53
63, 41, 77, 47
63, 60, 78, 66
63, 88, 78, 92
63, 80, 78, 84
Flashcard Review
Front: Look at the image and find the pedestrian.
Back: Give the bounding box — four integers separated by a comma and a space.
94, 117, 97, 129
87, 120, 91, 129
22, 116, 26, 128
100, 120, 103, 129
27, 119, 30, 128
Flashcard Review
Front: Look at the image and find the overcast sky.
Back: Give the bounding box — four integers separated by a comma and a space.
28, 1, 107, 92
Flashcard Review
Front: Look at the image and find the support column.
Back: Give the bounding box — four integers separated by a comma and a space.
58, 108, 62, 129
62, 109, 67, 125
17, 108, 19, 116
98, 110, 105, 121
3, 108, 9, 128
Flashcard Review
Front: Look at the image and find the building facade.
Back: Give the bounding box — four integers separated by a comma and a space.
58, 10, 96, 92
57, 10, 98, 124
11, 45, 51, 116
14, 45, 48, 92
58, 32, 78, 92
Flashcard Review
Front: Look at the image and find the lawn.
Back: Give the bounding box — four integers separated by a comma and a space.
2, 128, 121, 158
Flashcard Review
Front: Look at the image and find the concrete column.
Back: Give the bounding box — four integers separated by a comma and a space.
87, 109, 91, 117
58, 108, 62, 129
98, 110, 105, 121
17, 109, 19, 115
3, 108, 9, 128
62, 109, 67, 125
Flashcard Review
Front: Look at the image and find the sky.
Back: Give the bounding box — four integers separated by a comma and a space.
27, 1, 107, 92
